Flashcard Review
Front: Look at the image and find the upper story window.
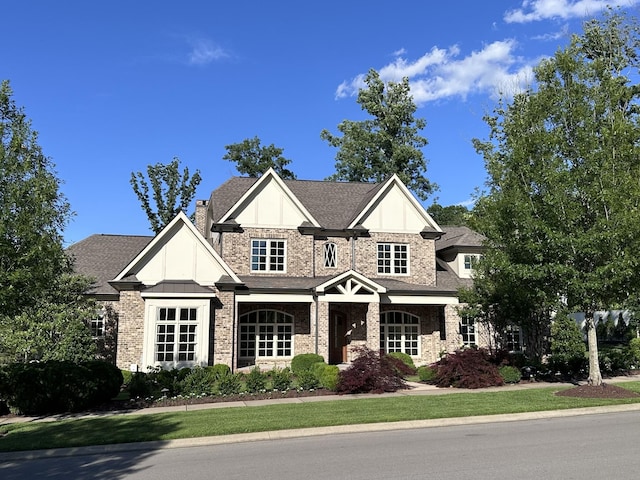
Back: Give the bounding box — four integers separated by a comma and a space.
251, 239, 286, 272
377, 243, 409, 275
464, 254, 480, 270
460, 316, 476, 347
323, 242, 337, 268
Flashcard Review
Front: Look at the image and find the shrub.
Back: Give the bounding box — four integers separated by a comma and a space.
245, 366, 267, 393
417, 365, 437, 383
386, 352, 415, 369
121, 369, 133, 386
598, 345, 632, 374
499, 365, 522, 384
550, 311, 587, 377
629, 338, 640, 368
311, 361, 328, 379
128, 372, 153, 398
217, 373, 242, 396
181, 366, 217, 395
270, 367, 292, 391
336, 346, 410, 394
296, 369, 320, 390
318, 364, 340, 391
434, 348, 504, 389
0, 360, 123, 415
210, 363, 231, 380
291, 354, 324, 374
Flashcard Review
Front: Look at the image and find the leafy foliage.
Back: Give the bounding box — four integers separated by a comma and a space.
322, 69, 435, 200
270, 367, 292, 391
290, 353, 325, 374
499, 365, 522, 384
427, 202, 471, 226
181, 366, 217, 395
295, 369, 320, 390
417, 365, 437, 382
223, 136, 296, 179
316, 364, 340, 391
336, 346, 411, 394
217, 372, 242, 396
386, 352, 416, 369
245, 366, 267, 393
468, 11, 640, 384
130, 157, 202, 234
549, 311, 587, 376
0, 80, 96, 362
434, 348, 504, 389
0, 360, 123, 415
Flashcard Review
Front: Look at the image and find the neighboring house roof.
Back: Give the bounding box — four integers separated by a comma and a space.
436, 226, 485, 251
66, 234, 153, 295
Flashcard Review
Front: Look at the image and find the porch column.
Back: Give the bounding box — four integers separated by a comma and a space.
316, 299, 330, 362
366, 300, 380, 352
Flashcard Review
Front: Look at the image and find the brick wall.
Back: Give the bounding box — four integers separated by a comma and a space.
115, 290, 145, 371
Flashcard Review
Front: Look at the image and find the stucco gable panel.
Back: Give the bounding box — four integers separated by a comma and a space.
358, 182, 437, 233
234, 178, 308, 228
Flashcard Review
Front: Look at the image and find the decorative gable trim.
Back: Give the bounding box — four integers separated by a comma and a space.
113, 211, 242, 285
218, 168, 321, 228
347, 174, 441, 233
314, 270, 386, 302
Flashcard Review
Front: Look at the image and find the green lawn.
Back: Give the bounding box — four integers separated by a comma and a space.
2, 382, 640, 452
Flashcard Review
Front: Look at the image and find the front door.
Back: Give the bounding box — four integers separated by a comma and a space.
329, 312, 348, 364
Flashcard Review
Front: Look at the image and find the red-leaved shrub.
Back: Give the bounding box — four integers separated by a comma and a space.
336, 346, 412, 394
434, 348, 504, 389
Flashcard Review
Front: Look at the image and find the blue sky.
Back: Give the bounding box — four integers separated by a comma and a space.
3, 0, 639, 245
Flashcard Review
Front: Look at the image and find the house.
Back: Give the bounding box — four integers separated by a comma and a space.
67, 169, 485, 372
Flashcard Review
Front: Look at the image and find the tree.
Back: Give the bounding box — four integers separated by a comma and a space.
223, 136, 296, 179
0, 80, 96, 362
427, 202, 471, 226
322, 69, 436, 200
470, 10, 640, 385
130, 158, 202, 234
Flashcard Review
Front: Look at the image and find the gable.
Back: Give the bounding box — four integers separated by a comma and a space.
354, 178, 440, 234
219, 169, 319, 229
114, 212, 241, 286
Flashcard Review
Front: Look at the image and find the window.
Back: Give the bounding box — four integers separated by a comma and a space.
503, 324, 523, 352
89, 311, 105, 338
323, 242, 337, 268
155, 307, 198, 363
239, 310, 293, 359
460, 316, 476, 346
251, 239, 286, 272
380, 311, 420, 356
377, 243, 409, 275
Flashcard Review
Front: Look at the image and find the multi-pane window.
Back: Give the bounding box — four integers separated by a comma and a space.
156, 307, 198, 363
251, 239, 286, 272
460, 316, 476, 346
323, 242, 337, 268
503, 324, 523, 352
380, 311, 420, 356
377, 243, 409, 275
239, 310, 293, 359
89, 311, 105, 338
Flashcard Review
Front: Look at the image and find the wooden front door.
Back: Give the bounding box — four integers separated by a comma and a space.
329, 312, 348, 364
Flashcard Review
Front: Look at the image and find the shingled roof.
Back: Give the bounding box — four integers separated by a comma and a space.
209, 177, 385, 230
436, 226, 485, 251
67, 234, 153, 296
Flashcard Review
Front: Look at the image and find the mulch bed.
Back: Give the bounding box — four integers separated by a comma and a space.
555, 383, 640, 399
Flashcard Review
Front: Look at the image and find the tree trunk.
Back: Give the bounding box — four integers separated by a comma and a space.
586, 313, 602, 385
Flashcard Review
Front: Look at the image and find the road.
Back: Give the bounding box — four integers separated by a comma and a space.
2, 410, 640, 479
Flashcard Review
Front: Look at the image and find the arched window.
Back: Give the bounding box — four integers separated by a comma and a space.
239, 310, 294, 359
380, 311, 420, 356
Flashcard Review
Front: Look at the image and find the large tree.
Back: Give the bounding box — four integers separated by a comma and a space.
322, 69, 436, 200
223, 136, 296, 179
130, 157, 202, 234
427, 202, 471, 226
470, 11, 640, 385
0, 80, 96, 362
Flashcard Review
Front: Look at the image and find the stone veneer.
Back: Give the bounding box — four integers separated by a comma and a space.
115, 290, 145, 371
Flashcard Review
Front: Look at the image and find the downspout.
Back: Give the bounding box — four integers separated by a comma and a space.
313, 291, 319, 355
231, 293, 237, 373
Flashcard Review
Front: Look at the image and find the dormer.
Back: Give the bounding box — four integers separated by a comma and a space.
436, 226, 485, 279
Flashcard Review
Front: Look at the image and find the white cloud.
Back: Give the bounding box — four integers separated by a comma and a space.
504, 0, 640, 24
187, 37, 229, 66
335, 40, 536, 105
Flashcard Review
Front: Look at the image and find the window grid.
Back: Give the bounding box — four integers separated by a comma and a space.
503, 324, 522, 352
251, 239, 286, 272
377, 243, 409, 275
380, 311, 420, 356
460, 317, 476, 347
323, 242, 337, 268
90, 312, 105, 338
156, 307, 198, 363
239, 310, 293, 358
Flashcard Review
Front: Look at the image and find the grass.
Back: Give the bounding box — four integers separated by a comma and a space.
2, 381, 640, 452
